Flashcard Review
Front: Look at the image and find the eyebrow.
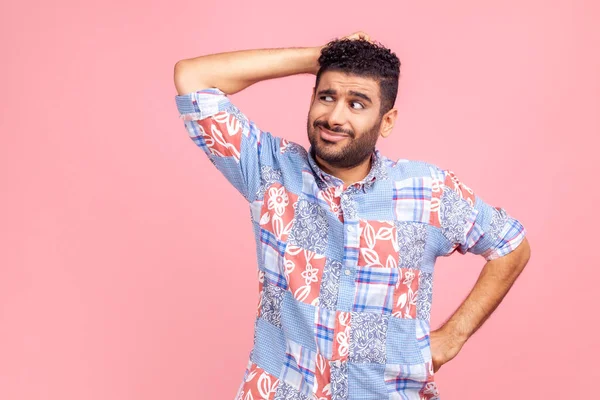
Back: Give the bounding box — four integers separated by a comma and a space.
317, 88, 373, 104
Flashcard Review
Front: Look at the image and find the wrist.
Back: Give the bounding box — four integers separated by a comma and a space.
309, 46, 323, 75
438, 323, 469, 347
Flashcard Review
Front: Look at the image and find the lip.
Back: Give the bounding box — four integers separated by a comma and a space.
318, 127, 349, 143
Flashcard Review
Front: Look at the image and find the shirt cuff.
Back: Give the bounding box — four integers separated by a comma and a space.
175, 88, 227, 120
483, 221, 527, 261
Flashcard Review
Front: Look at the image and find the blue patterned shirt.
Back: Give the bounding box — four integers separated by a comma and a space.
175, 88, 526, 400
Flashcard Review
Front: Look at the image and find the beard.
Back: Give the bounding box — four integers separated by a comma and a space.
308, 118, 381, 169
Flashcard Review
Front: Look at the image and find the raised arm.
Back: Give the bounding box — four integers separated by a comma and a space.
173, 31, 373, 95
174, 47, 322, 96
172, 32, 371, 201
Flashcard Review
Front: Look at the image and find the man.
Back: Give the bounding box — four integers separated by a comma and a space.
173, 32, 530, 400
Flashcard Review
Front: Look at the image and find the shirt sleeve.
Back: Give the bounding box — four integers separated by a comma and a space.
432, 167, 527, 260
175, 88, 270, 202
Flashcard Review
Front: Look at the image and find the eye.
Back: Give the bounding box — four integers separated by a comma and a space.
320, 95, 334, 102
350, 101, 365, 110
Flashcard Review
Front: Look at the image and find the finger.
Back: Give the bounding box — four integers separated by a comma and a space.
358, 32, 372, 43
346, 31, 371, 42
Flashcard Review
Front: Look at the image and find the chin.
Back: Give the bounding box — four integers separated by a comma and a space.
315, 145, 344, 162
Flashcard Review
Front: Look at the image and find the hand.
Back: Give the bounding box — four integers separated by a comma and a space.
429, 328, 465, 373
341, 31, 373, 43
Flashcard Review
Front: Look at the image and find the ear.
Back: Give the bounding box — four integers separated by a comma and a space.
311, 87, 316, 103
379, 108, 398, 138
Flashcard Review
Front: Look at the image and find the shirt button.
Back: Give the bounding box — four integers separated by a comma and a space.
344, 269, 351, 276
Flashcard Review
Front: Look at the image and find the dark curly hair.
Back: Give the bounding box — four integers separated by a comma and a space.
316, 39, 400, 115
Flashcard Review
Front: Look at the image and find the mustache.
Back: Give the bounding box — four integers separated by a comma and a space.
313, 120, 354, 138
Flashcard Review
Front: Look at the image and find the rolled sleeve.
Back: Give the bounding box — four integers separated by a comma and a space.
475, 205, 527, 261
435, 167, 527, 260
175, 88, 268, 202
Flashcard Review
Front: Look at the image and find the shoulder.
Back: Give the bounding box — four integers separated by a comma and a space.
379, 154, 444, 181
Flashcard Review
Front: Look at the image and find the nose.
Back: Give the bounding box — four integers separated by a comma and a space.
326, 99, 347, 128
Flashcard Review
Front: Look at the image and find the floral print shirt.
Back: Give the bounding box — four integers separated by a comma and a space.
175, 88, 526, 400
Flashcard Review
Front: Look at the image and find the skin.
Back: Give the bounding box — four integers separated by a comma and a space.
307, 70, 397, 184
173, 31, 532, 374
430, 238, 530, 372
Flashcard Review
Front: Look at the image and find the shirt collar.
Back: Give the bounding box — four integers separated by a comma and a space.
307, 147, 387, 192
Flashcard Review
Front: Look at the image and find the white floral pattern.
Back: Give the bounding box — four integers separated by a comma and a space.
392, 267, 420, 319
333, 312, 351, 360
284, 246, 326, 305
358, 220, 399, 268
267, 186, 290, 216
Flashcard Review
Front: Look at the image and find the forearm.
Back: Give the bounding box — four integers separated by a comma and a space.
439, 238, 531, 344
174, 47, 322, 96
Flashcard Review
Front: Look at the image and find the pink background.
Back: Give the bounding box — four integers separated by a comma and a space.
1, 0, 598, 398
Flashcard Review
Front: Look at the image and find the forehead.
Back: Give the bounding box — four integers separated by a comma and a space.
316, 70, 380, 100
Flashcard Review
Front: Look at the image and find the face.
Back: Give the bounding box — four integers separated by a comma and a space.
307, 70, 390, 169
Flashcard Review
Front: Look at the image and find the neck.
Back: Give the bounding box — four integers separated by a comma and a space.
315, 154, 373, 187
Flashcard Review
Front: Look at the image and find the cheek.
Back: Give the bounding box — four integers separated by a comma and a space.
358, 114, 379, 131
307, 108, 322, 129
309, 102, 329, 120
308, 107, 315, 119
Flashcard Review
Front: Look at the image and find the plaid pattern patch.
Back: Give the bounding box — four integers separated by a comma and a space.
393, 177, 433, 223
384, 363, 429, 392
385, 363, 439, 400
353, 266, 399, 314
260, 229, 287, 289
483, 217, 527, 260
281, 340, 317, 396
416, 319, 432, 363
343, 220, 361, 267
314, 307, 336, 359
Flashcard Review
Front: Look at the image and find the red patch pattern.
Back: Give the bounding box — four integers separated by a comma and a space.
238, 361, 280, 400
332, 311, 351, 362
284, 245, 326, 306
196, 111, 244, 161
313, 353, 332, 400
391, 268, 420, 319
430, 170, 477, 227
319, 186, 344, 222
260, 183, 299, 241
357, 220, 398, 268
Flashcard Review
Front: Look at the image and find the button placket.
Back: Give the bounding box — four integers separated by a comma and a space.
337, 190, 360, 311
